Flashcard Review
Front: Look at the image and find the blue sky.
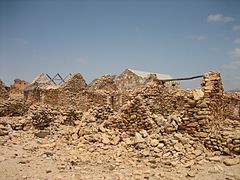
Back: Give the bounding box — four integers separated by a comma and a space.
0, 0, 240, 90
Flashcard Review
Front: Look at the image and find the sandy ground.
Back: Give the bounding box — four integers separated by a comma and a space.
0, 130, 239, 180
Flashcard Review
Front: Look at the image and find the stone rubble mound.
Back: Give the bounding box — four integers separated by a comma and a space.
105, 96, 156, 134
0, 99, 28, 117
0, 101, 211, 166
26, 103, 83, 130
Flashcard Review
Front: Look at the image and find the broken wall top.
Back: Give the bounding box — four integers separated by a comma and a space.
59, 73, 87, 92
88, 75, 118, 92
0, 79, 9, 100
24, 73, 57, 91
10, 79, 29, 94
114, 69, 146, 89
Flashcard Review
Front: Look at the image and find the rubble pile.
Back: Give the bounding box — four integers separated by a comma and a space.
0, 99, 28, 117
123, 131, 207, 165
0, 120, 12, 136
0, 80, 9, 100
105, 96, 156, 134
27, 104, 60, 130
0, 116, 27, 136
26, 103, 83, 130
77, 105, 114, 137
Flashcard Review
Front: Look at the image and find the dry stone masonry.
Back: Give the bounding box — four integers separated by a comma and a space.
0, 69, 240, 179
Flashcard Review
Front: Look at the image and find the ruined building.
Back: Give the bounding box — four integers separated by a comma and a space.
0, 69, 239, 155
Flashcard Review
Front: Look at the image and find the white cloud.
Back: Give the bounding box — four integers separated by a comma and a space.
233, 25, 240, 32
189, 35, 208, 41
222, 60, 240, 69
208, 14, 234, 23
234, 38, 240, 45
230, 48, 240, 58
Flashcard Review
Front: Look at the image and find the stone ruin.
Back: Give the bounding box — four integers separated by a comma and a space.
0, 69, 239, 165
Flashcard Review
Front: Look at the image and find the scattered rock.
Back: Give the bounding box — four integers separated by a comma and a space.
150, 139, 159, 147
46, 169, 52, 173
207, 156, 222, 162
223, 157, 240, 166
34, 130, 50, 138
134, 132, 145, 143
187, 170, 196, 177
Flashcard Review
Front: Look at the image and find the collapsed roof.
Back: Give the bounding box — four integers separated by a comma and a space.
24, 73, 87, 91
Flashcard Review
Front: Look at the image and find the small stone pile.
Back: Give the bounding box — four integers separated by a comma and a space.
88, 105, 113, 122
0, 117, 26, 136
153, 114, 183, 134
119, 131, 206, 165
27, 104, 61, 129
0, 122, 11, 136
77, 105, 114, 136
0, 80, 9, 100
0, 99, 28, 117
26, 104, 83, 129
105, 96, 156, 134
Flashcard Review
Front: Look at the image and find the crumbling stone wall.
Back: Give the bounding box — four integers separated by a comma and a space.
88, 75, 118, 91
111, 72, 229, 144
223, 92, 240, 119
41, 89, 60, 106
204, 91, 240, 155
0, 80, 9, 100
56, 90, 107, 112
178, 72, 224, 139
24, 89, 41, 104
60, 73, 87, 92
3, 70, 240, 155
9, 79, 28, 98
115, 69, 146, 89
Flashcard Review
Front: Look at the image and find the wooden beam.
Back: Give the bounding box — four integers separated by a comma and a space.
160, 75, 204, 82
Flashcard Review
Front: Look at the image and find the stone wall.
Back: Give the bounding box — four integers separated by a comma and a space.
204, 91, 240, 155
223, 92, 240, 119
115, 69, 146, 89
109, 72, 230, 144
88, 75, 118, 91
9, 79, 28, 98
3, 70, 240, 155
0, 80, 9, 100
178, 72, 224, 139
